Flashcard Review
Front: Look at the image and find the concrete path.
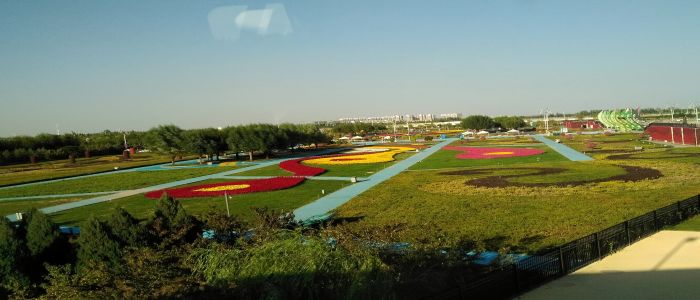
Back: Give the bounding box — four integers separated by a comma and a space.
293, 138, 456, 223
4, 148, 348, 222
520, 230, 700, 300
533, 135, 593, 161
0, 191, 120, 202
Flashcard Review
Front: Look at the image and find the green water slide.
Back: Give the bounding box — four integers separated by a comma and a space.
597, 109, 643, 132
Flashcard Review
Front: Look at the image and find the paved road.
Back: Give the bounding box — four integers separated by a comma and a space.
520, 230, 700, 300
293, 138, 456, 223
4, 148, 348, 222
532, 135, 593, 161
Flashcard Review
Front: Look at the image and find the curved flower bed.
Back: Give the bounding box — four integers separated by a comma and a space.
144, 177, 305, 199
442, 146, 544, 160
303, 146, 415, 165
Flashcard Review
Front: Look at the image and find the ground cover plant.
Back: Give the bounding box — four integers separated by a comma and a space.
547, 132, 664, 157
0, 167, 238, 198
334, 144, 700, 253
410, 141, 565, 170
441, 146, 545, 159
0, 153, 194, 187
49, 179, 350, 225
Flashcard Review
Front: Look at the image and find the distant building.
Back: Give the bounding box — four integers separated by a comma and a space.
562, 120, 603, 129
645, 123, 699, 145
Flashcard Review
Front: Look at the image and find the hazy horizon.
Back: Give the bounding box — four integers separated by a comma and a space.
2, 1, 699, 136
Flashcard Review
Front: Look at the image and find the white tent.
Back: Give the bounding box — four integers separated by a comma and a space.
461, 131, 475, 135
476, 130, 489, 135
351, 136, 364, 140
507, 129, 520, 134
383, 136, 393, 140
338, 136, 350, 140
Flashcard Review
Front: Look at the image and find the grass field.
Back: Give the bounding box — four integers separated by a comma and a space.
49, 179, 350, 226
0, 167, 238, 198
0, 153, 198, 187
410, 142, 566, 170
671, 213, 700, 231
0, 195, 94, 217
333, 135, 700, 253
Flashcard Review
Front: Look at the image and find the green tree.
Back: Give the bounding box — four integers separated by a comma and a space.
460, 115, 495, 130
106, 208, 142, 247
147, 125, 185, 165
493, 116, 526, 130
25, 209, 60, 257
147, 194, 199, 247
77, 217, 122, 272
0, 218, 26, 292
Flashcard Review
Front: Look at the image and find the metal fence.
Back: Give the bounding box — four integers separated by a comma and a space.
429, 194, 700, 299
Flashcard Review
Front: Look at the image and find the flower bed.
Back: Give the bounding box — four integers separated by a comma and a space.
303, 146, 415, 165
144, 177, 305, 199
442, 146, 544, 160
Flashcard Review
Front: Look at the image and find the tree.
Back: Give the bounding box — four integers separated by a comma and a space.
25, 209, 60, 257
460, 115, 495, 130
106, 208, 143, 247
77, 217, 122, 272
0, 218, 25, 292
493, 116, 526, 130
147, 194, 199, 247
147, 125, 185, 165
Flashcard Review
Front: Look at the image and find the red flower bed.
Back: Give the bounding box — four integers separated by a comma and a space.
279, 158, 327, 176
278, 153, 373, 176
144, 177, 305, 199
442, 146, 544, 159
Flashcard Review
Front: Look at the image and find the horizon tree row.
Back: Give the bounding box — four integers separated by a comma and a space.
0, 123, 330, 165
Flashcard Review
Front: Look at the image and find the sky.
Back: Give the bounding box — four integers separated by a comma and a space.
1, 0, 700, 136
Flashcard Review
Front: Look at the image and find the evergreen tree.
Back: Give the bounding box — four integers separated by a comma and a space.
77, 217, 122, 271
25, 209, 60, 257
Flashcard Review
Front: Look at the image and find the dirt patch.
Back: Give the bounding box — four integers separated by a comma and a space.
607, 152, 700, 160
586, 149, 640, 154
439, 165, 662, 188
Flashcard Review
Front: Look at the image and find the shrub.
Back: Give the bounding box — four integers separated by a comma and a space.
77, 217, 122, 272
25, 209, 60, 257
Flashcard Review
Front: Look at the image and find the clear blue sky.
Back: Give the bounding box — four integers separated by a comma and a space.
1, 1, 699, 135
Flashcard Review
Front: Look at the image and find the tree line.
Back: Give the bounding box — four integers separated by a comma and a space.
460, 115, 526, 130
0, 124, 329, 165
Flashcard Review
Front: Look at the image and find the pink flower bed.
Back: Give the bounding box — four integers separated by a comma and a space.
144, 177, 305, 199
442, 146, 544, 159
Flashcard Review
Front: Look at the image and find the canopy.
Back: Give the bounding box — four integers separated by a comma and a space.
462, 131, 475, 135
338, 137, 350, 140
351, 136, 364, 140
476, 130, 489, 135
507, 129, 520, 133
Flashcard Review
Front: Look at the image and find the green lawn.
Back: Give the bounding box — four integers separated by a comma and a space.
0, 153, 197, 187
671, 214, 700, 231
410, 143, 567, 170
334, 147, 700, 253
49, 179, 350, 226
0, 196, 93, 217
0, 167, 238, 198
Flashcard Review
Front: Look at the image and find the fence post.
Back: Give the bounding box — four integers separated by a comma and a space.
558, 247, 565, 275
625, 221, 631, 245
512, 263, 520, 293
595, 233, 602, 259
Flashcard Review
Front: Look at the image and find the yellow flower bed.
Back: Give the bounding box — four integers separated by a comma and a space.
194, 184, 250, 192
304, 146, 415, 165
219, 161, 237, 167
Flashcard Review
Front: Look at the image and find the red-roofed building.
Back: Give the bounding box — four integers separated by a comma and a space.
562, 120, 603, 129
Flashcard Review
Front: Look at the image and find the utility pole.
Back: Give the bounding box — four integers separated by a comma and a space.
224, 192, 230, 217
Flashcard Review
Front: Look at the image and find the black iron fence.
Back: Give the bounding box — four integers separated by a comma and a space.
429, 194, 700, 299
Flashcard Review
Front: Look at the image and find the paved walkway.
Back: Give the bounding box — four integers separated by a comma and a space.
4, 148, 348, 222
520, 230, 700, 300
533, 135, 593, 161
0, 191, 120, 202
293, 138, 456, 223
